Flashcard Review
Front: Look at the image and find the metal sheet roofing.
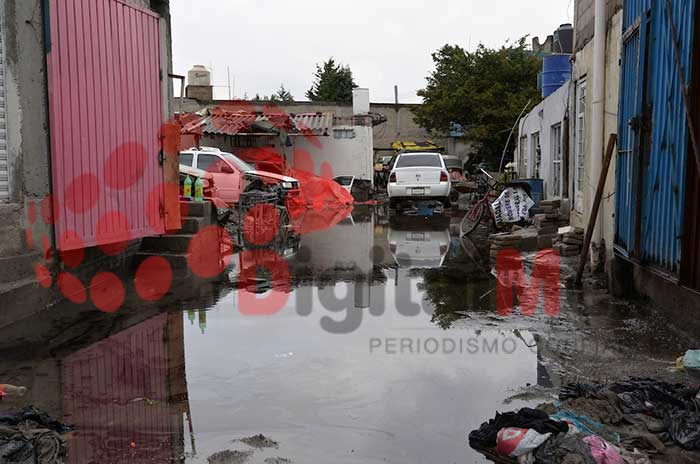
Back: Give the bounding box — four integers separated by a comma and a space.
181, 108, 334, 136
292, 112, 334, 136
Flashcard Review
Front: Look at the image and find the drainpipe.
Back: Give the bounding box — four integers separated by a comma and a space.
590, 0, 607, 253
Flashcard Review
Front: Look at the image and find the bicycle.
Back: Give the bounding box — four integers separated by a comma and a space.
459, 169, 504, 236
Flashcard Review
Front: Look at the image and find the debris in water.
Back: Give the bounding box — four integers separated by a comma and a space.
237, 433, 279, 449
264, 458, 292, 464
207, 449, 253, 464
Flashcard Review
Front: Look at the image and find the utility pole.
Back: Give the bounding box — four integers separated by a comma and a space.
227, 66, 231, 100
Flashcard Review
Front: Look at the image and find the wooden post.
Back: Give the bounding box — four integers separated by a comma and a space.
162, 122, 182, 232
576, 133, 617, 285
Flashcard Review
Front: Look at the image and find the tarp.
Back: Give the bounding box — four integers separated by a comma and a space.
492, 187, 535, 226
236, 149, 354, 235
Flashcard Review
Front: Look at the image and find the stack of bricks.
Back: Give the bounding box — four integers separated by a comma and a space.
554, 227, 584, 256
535, 199, 561, 249
489, 233, 523, 261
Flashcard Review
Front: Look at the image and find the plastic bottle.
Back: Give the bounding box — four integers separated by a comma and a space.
183, 175, 193, 199
0, 384, 28, 398
194, 177, 204, 202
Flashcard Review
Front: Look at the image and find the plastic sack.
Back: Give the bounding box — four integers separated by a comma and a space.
583, 436, 624, 464
684, 350, 700, 369
663, 408, 700, 450
491, 187, 535, 226
496, 428, 552, 457
684, 350, 700, 383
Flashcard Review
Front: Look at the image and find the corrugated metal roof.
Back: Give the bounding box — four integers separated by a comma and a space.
292, 113, 334, 135
181, 109, 334, 136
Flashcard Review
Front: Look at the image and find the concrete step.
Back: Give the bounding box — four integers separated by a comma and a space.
141, 235, 192, 253
132, 252, 193, 279
180, 217, 206, 235
0, 277, 55, 329
181, 201, 212, 219
0, 252, 41, 284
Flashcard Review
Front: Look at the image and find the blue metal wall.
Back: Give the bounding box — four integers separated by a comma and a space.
641, 0, 696, 275
623, 0, 651, 28
616, 0, 696, 276
615, 2, 648, 254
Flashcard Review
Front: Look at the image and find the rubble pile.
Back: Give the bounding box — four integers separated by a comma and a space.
469, 378, 700, 464
534, 199, 561, 250
555, 227, 585, 257
489, 233, 524, 261
488, 199, 580, 263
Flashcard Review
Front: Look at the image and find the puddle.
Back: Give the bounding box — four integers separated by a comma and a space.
0, 208, 695, 463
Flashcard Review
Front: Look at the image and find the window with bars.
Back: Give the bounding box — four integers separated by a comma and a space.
551, 123, 562, 198
575, 80, 586, 213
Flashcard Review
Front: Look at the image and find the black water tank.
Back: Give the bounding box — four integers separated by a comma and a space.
554, 23, 574, 54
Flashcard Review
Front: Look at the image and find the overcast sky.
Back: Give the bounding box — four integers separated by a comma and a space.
170, 0, 573, 103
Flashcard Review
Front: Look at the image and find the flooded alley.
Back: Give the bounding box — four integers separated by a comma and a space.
3, 0, 700, 462
1, 208, 697, 463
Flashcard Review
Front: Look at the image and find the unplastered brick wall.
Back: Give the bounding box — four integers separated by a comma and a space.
574, 0, 623, 51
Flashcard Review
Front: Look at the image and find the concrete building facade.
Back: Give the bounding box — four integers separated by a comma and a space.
569, 0, 623, 271
0, 0, 174, 312
516, 83, 570, 201
175, 97, 473, 160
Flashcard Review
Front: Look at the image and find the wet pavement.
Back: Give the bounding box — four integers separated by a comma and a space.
0, 207, 697, 463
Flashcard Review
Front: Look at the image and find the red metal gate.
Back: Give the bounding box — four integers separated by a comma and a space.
47, 0, 166, 251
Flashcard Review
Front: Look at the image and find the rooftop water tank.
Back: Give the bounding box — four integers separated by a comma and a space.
542, 54, 571, 98
554, 23, 573, 54
188, 65, 211, 87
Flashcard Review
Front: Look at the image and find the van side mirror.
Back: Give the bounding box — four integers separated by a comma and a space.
221, 164, 235, 174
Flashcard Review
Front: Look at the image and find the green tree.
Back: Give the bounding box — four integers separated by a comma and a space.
274, 84, 294, 102
306, 58, 357, 103
415, 39, 541, 167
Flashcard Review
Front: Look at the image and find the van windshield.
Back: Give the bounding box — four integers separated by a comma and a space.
395, 154, 442, 168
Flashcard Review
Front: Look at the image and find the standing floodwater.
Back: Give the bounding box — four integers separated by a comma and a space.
0, 208, 696, 463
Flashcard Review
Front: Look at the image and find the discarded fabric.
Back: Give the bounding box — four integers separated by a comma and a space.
0, 407, 70, 464
550, 410, 620, 444
533, 433, 597, 464
583, 436, 624, 464
496, 428, 551, 457
468, 407, 569, 449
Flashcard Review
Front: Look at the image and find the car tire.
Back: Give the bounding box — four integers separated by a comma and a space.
389, 198, 398, 210
442, 197, 452, 208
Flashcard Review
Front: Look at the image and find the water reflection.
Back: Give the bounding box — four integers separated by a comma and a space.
388, 215, 451, 269
4, 208, 687, 463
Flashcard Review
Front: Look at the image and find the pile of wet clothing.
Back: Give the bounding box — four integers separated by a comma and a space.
469, 378, 700, 463
0, 406, 71, 464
